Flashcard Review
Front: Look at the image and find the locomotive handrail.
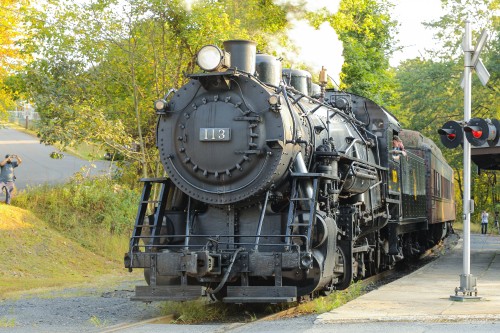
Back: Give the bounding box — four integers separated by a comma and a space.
352, 168, 378, 180
363, 129, 381, 165
129, 233, 305, 251
289, 171, 338, 180
343, 138, 362, 154
254, 190, 270, 250
337, 152, 388, 171
281, 85, 298, 142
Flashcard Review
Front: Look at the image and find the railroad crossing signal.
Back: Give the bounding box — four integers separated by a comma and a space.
463, 118, 500, 147
438, 120, 463, 149
451, 21, 491, 302
437, 118, 499, 149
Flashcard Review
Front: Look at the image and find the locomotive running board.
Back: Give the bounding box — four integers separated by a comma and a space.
131, 285, 204, 301
223, 286, 297, 303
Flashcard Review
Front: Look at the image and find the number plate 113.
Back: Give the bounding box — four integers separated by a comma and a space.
199, 128, 231, 141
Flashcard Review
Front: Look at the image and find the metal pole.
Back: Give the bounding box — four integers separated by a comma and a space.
463, 20, 472, 277
451, 20, 479, 300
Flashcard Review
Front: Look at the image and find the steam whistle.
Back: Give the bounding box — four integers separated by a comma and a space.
319, 66, 328, 102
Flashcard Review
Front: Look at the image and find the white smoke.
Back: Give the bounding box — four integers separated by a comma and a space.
273, 0, 344, 86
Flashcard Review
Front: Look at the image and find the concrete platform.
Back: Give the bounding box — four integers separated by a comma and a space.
316, 232, 500, 323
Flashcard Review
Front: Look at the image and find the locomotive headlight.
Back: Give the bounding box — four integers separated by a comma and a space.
196, 45, 230, 72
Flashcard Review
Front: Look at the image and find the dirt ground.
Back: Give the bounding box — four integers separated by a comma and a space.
0, 274, 163, 333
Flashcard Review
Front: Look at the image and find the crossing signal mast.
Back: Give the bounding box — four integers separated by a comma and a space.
445, 21, 491, 302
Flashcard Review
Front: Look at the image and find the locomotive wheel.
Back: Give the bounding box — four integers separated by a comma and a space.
334, 246, 353, 290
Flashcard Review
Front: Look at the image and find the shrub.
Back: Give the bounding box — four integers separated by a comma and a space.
17, 176, 138, 233
14, 175, 140, 261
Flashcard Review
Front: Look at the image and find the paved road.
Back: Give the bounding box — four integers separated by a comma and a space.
0, 126, 113, 199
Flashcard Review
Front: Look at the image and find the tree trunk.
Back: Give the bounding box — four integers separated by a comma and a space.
128, 20, 147, 179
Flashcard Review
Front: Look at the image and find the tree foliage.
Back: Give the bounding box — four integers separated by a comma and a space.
328, 0, 398, 105
0, 0, 30, 114
395, 0, 500, 216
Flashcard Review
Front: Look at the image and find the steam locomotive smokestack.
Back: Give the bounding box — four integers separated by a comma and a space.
223, 40, 257, 74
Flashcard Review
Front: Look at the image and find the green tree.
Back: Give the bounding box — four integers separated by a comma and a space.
0, 0, 31, 115
329, 0, 398, 106
395, 0, 499, 218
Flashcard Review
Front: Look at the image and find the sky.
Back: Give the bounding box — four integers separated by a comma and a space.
390, 0, 445, 66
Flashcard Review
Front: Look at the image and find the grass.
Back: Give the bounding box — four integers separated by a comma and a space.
0, 174, 143, 298
89, 315, 108, 327
0, 317, 15, 328
162, 299, 232, 323
159, 282, 365, 324
13, 176, 139, 262
452, 221, 482, 234
0, 204, 130, 298
295, 283, 364, 314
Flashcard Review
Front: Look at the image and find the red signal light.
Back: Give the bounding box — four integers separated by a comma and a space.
471, 130, 482, 139
438, 121, 463, 149
464, 118, 500, 147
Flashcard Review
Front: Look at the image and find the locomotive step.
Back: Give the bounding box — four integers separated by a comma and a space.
132, 285, 203, 302
139, 177, 169, 183
139, 200, 160, 204
288, 223, 311, 227
223, 286, 297, 303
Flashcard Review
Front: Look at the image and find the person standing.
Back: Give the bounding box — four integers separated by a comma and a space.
0, 154, 22, 204
481, 210, 489, 234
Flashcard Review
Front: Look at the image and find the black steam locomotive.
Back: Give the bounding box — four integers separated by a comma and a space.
124, 40, 455, 303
